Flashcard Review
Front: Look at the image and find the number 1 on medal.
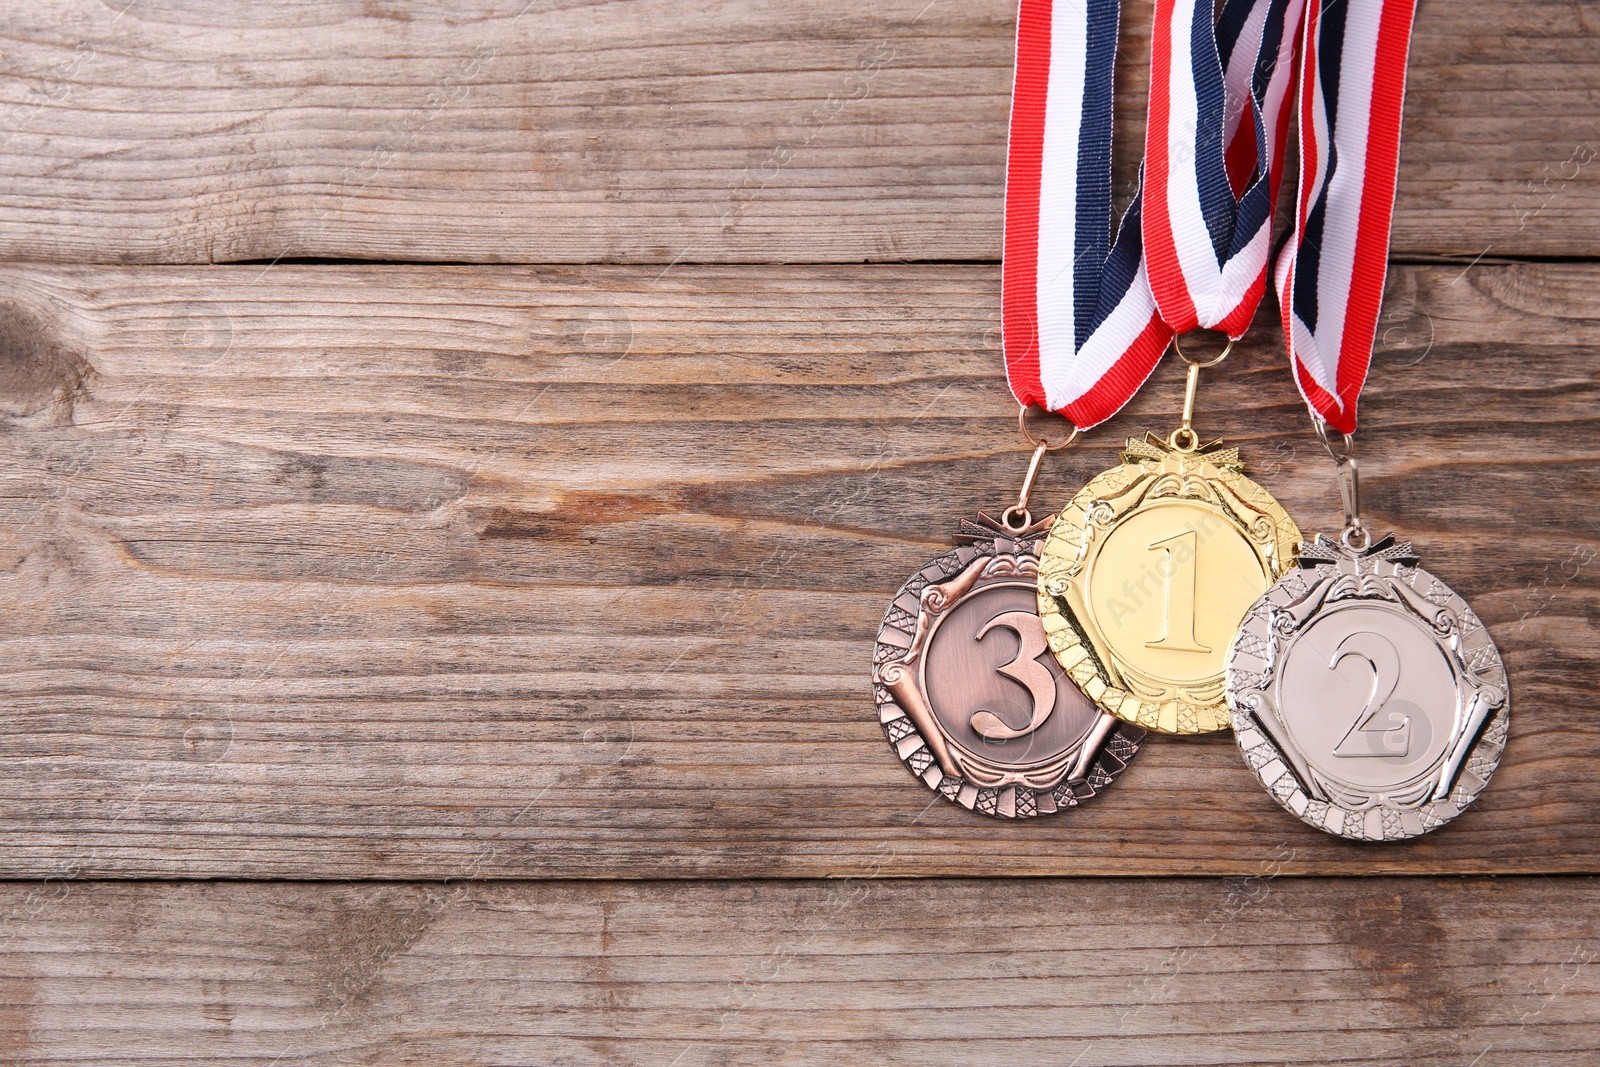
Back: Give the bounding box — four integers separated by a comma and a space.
1145, 529, 1211, 654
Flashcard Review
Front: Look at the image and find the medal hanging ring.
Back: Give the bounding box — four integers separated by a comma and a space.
1167, 333, 1232, 453
1017, 404, 1082, 451
1005, 407, 1081, 532
1313, 418, 1372, 551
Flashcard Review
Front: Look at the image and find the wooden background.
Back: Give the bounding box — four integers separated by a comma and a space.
0, 0, 1596, 1062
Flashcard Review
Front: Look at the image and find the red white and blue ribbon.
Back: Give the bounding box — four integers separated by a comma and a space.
1275, 0, 1417, 433
1002, 0, 1172, 430
1143, 0, 1303, 338
1003, 0, 1300, 428
1004, 0, 1415, 433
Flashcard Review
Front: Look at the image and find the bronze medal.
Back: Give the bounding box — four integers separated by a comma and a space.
873, 513, 1145, 818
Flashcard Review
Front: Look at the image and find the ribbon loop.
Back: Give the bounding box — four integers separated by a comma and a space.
1003, 0, 1172, 431
1277, 0, 1418, 434
1002, 0, 1417, 436
1144, 0, 1304, 338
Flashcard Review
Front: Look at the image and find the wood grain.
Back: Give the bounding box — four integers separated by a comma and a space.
0, 261, 1592, 879
0, 877, 1592, 1065
0, 0, 1595, 264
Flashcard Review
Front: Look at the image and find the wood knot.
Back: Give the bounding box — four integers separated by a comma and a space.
0, 302, 95, 419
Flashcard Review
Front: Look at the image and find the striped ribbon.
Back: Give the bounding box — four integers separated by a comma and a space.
1003, 0, 1416, 435
1143, 0, 1303, 338
1002, 0, 1171, 430
1276, 0, 1418, 434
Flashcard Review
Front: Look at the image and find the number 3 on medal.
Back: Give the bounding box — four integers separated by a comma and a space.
969, 610, 1056, 741
1145, 529, 1210, 654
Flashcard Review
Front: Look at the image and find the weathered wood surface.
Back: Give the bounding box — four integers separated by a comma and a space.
0, 260, 1592, 879
0, 0, 1596, 264
3, 0, 1596, 1060
0, 877, 1592, 1065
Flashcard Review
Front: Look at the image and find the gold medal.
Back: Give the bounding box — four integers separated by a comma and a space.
1034, 344, 1301, 734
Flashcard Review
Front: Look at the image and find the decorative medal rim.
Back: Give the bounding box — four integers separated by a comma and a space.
871, 516, 1145, 820
1034, 434, 1302, 735
1225, 533, 1511, 842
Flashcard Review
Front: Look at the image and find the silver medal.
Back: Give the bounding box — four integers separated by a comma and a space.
1225, 426, 1509, 841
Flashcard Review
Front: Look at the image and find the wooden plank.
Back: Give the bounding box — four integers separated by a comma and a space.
0, 261, 1594, 879
0, 877, 1592, 1064
0, 0, 1595, 264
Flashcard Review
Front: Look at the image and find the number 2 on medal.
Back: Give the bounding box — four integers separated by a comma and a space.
969, 610, 1056, 741
1145, 529, 1211, 653
1329, 631, 1411, 758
